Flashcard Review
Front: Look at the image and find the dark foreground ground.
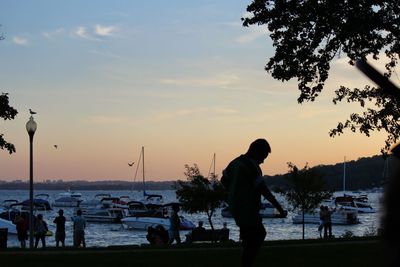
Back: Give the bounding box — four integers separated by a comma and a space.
0, 237, 385, 267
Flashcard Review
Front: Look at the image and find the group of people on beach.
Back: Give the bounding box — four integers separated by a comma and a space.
13, 208, 87, 249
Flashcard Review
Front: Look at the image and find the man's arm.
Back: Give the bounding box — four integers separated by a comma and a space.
258, 182, 286, 217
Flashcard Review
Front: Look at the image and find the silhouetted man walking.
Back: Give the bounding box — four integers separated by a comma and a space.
222, 138, 286, 267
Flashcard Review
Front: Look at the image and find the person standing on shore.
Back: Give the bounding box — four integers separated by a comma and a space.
14, 213, 28, 249
72, 209, 86, 248
221, 138, 286, 267
34, 214, 48, 249
168, 204, 181, 245
53, 209, 66, 247
323, 206, 332, 238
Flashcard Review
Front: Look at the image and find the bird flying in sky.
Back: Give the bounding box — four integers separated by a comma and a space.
29, 109, 37, 115
54, 145, 58, 149
128, 162, 135, 166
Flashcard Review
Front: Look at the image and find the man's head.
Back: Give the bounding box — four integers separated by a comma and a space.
77, 209, 82, 216
246, 138, 271, 164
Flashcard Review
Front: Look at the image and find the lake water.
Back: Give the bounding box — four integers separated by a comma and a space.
0, 190, 383, 248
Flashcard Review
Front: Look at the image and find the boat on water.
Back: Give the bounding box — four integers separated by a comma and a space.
221, 202, 288, 218
53, 196, 81, 208
333, 158, 375, 213
0, 218, 17, 235
79, 207, 125, 223
79, 193, 112, 208
292, 208, 360, 225
21, 194, 52, 211
1, 199, 19, 209
331, 194, 375, 213
0, 205, 24, 222
53, 191, 84, 207
121, 147, 195, 230
78, 196, 126, 223
121, 216, 195, 231
121, 202, 195, 230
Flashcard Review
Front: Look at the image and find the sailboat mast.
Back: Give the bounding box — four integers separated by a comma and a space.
213, 153, 216, 177
142, 146, 145, 194
343, 156, 346, 194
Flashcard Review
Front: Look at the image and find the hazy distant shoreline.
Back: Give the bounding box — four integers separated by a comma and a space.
0, 180, 176, 191
0, 154, 390, 191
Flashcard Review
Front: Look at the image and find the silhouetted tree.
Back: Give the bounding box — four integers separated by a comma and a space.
175, 164, 226, 230
281, 163, 332, 240
1, 93, 18, 154
1, 28, 18, 154
243, 0, 400, 153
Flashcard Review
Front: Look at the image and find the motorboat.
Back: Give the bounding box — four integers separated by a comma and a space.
141, 193, 163, 205
331, 195, 375, 213
121, 215, 195, 231
53, 196, 81, 207
125, 201, 161, 217
1, 199, 19, 209
292, 208, 359, 225
21, 194, 52, 211
221, 202, 287, 218
57, 190, 83, 200
79, 193, 111, 208
0, 218, 17, 235
335, 158, 375, 213
53, 191, 84, 207
121, 216, 170, 230
0, 206, 23, 222
121, 202, 195, 230
79, 207, 125, 223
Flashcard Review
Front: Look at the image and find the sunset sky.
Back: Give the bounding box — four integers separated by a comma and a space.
0, 1, 394, 182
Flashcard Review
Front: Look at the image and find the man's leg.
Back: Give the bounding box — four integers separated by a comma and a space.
240, 223, 266, 267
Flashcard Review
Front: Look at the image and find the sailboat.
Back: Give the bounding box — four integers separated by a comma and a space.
121, 147, 195, 230
331, 157, 375, 213
133, 146, 163, 205
292, 157, 362, 225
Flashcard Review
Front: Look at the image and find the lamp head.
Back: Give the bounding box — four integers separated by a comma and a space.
26, 116, 37, 135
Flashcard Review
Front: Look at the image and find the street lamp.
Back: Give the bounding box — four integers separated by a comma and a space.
26, 115, 37, 249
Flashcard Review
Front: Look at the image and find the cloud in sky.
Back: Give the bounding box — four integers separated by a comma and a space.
160, 74, 240, 88
236, 26, 268, 44
12, 36, 28, 45
153, 106, 238, 121
94, 24, 117, 37
72, 24, 117, 41
73, 26, 93, 40
42, 28, 64, 39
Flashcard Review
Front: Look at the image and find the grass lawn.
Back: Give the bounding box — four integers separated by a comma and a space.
0, 237, 385, 267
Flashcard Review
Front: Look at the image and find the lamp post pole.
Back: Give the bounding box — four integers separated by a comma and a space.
26, 116, 37, 249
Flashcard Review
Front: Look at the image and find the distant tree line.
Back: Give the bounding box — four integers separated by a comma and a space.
266, 155, 390, 191
0, 155, 390, 191
0, 180, 176, 191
